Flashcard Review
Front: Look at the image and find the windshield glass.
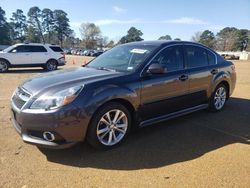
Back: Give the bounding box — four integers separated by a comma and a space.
87, 44, 158, 72
2, 45, 16, 52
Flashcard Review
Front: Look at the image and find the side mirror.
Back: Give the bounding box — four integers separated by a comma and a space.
147, 63, 166, 74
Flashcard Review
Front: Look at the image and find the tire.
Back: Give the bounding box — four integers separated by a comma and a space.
86, 102, 131, 150
209, 84, 228, 112
0, 59, 9, 73
44, 60, 58, 71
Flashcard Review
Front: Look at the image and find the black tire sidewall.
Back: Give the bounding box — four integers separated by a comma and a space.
86, 102, 131, 150
0, 60, 9, 73
46, 60, 58, 71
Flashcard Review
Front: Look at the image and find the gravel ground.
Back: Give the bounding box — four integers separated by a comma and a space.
0, 56, 249, 188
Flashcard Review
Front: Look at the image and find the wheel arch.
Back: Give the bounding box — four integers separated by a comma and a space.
87, 98, 137, 131
46, 58, 58, 65
212, 71, 231, 100
0, 58, 11, 66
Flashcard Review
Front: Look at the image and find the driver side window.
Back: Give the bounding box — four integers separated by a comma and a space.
152, 45, 184, 72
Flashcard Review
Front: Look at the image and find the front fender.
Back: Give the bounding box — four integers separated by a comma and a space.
77, 84, 140, 116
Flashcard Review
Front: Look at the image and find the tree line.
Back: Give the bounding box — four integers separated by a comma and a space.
192, 28, 250, 51
1, 6, 249, 51
0, 6, 72, 47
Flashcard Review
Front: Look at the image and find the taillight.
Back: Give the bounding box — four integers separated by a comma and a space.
231, 64, 235, 71
60, 52, 65, 59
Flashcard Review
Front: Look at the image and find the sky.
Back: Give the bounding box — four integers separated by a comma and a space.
1, 0, 250, 42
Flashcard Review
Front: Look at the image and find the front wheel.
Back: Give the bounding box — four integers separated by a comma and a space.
44, 60, 58, 71
0, 60, 9, 73
209, 84, 228, 111
86, 102, 131, 150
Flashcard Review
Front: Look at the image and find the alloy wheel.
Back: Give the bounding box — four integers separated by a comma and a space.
96, 109, 128, 146
214, 86, 226, 110
0, 61, 8, 72
47, 61, 57, 71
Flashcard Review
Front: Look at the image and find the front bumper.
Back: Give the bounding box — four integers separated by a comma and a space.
10, 102, 90, 149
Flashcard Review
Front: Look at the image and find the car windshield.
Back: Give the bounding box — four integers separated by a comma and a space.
2, 45, 15, 52
87, 44, 158, 72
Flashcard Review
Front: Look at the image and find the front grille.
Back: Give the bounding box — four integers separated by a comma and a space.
12, 87, 31, 109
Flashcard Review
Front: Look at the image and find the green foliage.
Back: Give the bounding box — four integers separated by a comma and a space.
28, 6, 45, 43
199, 30, 215, 48
158, 35, 172, 40
235, 29, 249, 51
42, 8, 54, 42
119, 27, 143, 44
53, 9, 72, 47
9, 9, 27, 42
0, 7, 11, 44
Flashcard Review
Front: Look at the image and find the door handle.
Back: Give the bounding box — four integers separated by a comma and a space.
179, 74, 188, 81
211, 69, 218, 75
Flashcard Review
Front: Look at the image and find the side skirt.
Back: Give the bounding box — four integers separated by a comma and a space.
139, 104, 209, 127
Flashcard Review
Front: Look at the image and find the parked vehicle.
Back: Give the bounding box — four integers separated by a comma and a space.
84, 49, 95, 56
0, 43, 66, 72
10, 41, 236, 149
92, 51, 103, 57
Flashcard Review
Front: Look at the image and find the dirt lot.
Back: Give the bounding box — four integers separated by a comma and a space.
0, 56, 250, 188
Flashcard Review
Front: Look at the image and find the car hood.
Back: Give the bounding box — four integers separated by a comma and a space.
21, 67, 122, 95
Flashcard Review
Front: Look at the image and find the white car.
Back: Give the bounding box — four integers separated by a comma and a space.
0, 43, 66, 72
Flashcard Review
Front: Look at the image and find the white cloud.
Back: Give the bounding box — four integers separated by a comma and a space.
165, 17, 208, 25
113, 6, 127, 13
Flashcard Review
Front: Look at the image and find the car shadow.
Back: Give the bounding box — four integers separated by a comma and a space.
39, 97, 250, 170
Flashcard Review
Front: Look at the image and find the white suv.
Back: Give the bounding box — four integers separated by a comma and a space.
0, 43, 66, 72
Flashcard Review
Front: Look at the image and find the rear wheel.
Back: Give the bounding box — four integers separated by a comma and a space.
86, 102, 131, 150
44, 60, 58, 71
209, 84, 228, 111
0, 60, 9, 73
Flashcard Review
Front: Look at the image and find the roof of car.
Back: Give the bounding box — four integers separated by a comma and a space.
15, 43, 60, 47
123, 40, 203, 47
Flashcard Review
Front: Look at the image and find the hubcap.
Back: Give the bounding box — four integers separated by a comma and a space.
0, 61, 7, 72
214, 87, 226, 110
97, 109, 128, 146
47, 61, 57, 70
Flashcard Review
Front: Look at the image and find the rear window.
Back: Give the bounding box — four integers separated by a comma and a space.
185, 46, 208, 68
50, 46, 63, 52
207, 50, 216, 65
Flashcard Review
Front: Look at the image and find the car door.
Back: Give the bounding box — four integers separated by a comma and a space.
183, 45, 213, 107
30, 45, 48, 64
7, 45, 32, 65
139, 45, 189, 121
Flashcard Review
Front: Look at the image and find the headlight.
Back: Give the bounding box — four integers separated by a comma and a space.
30, 85, 83, 110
